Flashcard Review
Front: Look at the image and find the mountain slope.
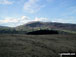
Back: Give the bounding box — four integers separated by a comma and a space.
16, 21, 76, 32
0, 21, 76, 34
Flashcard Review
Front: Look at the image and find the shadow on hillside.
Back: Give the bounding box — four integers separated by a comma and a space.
27, 30, 59, 35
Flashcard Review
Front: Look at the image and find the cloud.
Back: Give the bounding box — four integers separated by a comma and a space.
19, 16, 32, 24
0, 18, 18, 24
52, 17, 76, 24
0, 0, 14, 5
24, 0, 45, 13
0, 16, 31, 27
0, 16, 48, 27
21, 16, 30, 20
0, 16, 75, 27
23, 0, 54, 13
34, 17, 48, 21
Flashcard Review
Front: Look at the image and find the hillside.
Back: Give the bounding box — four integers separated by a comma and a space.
16, 21, 76, 31
0, 21, 76, 34
15, 21, 76, 34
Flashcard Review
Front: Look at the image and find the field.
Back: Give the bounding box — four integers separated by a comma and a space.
0, 34, 76, 57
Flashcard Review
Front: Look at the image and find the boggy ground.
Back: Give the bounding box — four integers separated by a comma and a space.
0, 34, 76, 57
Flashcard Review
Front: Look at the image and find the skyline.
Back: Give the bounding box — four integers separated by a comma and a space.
0, 0, 76, 27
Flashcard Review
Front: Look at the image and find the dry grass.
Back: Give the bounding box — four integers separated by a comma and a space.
0, 34, 76, 57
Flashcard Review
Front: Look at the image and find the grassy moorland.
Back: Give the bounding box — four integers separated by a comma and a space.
0, 34, 76, 57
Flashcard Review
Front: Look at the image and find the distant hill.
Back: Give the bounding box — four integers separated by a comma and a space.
0, 21, 76, 34
16, 21, 76, 31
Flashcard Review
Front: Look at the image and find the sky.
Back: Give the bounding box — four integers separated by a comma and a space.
0, 0, 76, 27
